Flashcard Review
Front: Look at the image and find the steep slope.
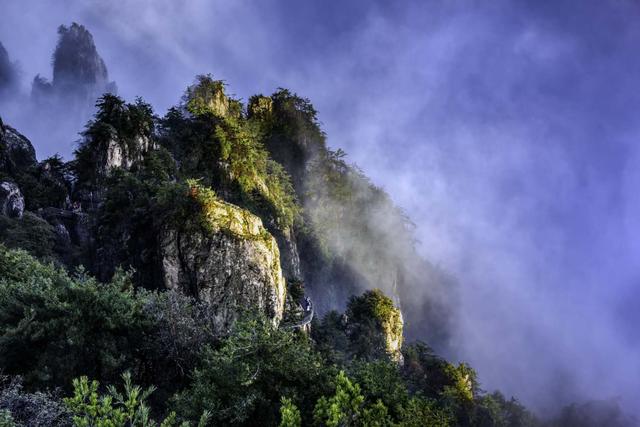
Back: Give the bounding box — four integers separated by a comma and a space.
2, 76, 455, 348
0, 74, 550, 427
160, 182, 286, 331
249, 90, 455, 347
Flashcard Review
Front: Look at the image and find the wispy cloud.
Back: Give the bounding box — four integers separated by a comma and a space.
1, 0, 639, 416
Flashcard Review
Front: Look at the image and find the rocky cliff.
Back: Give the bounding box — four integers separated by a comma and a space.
0, 122, 37, 176
0, 77, 433, 349
0, 42, 18, 95
32, 23, 116, 105
345, 289, 404, 362
160, 183, 287, 332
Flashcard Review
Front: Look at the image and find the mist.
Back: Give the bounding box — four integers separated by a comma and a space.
1, 0, 639, 419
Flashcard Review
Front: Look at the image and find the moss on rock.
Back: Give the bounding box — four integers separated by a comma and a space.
159, 181, 287, 332
346, 289, 404, 362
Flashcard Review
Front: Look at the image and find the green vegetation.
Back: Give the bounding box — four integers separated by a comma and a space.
160, 77, 300, 233
0, 410, 14, 427
184, 75, 242, 119
346, 290, 403, 359
0, 246, 537, 426
313, 290, 403, 363
13, 155, 71, 210
0, 245, 150, 390
0, 212, 57, 260
0, 79, 552, 426
74, 94, 155, 190
63, 373, 209, 427
278, 397, 301, 427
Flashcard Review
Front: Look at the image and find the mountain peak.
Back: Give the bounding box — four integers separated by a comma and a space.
32, 22, 116, 104
53, 23, 109, 88
0, 41, 18, 93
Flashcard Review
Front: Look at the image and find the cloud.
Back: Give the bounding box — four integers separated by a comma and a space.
1, 0, 639, 417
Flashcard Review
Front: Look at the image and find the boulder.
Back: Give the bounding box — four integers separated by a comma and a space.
0, 181, 24, 218
0, 124, 37, 175
160, 192, 287, 334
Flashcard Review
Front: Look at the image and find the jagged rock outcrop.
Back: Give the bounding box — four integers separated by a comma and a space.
39, 207, 91, 248
160, 187, 287, 334
184, 76, 240, 118
383, 309, 404, 362
72, 95, 155, 208
103, 134, 153, 172
38, 207, 91, 266
273, 227, 302, 281
0, 123, 37, 175
32, 23, 116, 106
0, 182, 24, 218
346, 289, 404, 363
0, 42, 18, 94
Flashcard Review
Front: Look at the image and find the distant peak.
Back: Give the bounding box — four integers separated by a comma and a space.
0, 41, 18, 91
53, 22, 109, 87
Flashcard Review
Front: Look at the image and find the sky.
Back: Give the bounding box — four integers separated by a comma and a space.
1, 0, 640, 417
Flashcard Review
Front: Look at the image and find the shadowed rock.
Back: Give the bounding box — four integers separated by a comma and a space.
0, 182, 24, 219
0, 42, 18, 94
0, 122, 37, 175
32, 23, 116, 108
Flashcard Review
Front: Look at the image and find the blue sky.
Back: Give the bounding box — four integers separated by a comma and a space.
2, 0, 640, 416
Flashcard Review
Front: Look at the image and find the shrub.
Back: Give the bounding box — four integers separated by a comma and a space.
312, 371, 391, 427
278, 397, 301, 427
64, 372, 208, 427
0, 213, 57, 261
174, 316, 332, 426
140, 290, 222, 404
0, 246, 151, 390
0, 376, 70, 427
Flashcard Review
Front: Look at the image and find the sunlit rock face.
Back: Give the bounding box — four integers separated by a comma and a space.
383, 309, 404, 362
272, 226, 302, 281
346, 289, 405, 363
160, 188, 287, 335
103, 134, 153, 172
183, 76, 241, 119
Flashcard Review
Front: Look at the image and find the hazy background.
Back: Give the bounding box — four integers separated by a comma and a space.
1, 0, 639, 417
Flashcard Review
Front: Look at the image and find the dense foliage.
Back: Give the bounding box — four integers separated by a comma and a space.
159, 76, 300, 233
0, 246, 541, 426
1, 77, 626, 426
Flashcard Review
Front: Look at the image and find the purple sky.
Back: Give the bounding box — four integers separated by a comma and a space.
1, 0, 639, 416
